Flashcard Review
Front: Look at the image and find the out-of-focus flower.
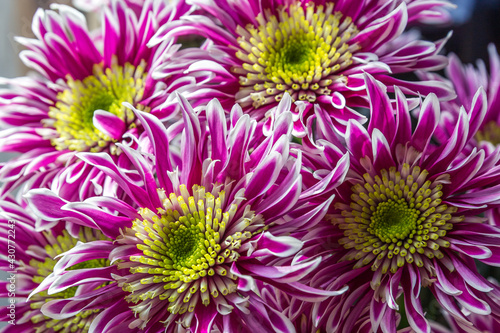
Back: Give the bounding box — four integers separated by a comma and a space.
431, 44, 500, 156
295, 73, 500, 332
151, 0, 455, 134
427, 44, 500, 226
0, 0, 192, 200
0, 197, 124, 333
24, 96, 346, 332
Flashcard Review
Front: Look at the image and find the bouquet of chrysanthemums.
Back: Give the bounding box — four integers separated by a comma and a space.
1, 0, 500, 332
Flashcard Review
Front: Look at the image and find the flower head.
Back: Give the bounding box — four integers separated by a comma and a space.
0, 197, 122, 333
429, 44, 500, 156
153, 0, 455, 133
296, 73, 500, 332
25, 95, 345, 332
0, 0, 192, 199
426, 44, 500, 226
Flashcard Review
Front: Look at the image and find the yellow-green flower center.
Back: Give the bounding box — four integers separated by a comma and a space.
48, 61, 147, 152
233, 2, 359, 107
475, 120, 500, 146
28, 229, 110, 333
334, 164, 463, 275
119, 184, 260, 326
369, 199, 419, 243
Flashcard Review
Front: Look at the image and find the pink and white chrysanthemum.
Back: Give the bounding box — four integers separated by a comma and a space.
295, 73, 500, 332
426, 44, 500, 225
0, 197, 125, 333
24, 96, 346, 333
151, 0, 455, 133
0, 0, 192, 199
429, 44, 500, 156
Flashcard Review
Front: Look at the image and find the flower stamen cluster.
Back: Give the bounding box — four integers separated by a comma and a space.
120, 185, 257, 317
233, 3, 359, 107
334, 164, 462, 275
47, 60, 147, 152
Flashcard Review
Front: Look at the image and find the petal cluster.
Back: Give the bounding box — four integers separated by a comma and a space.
151, 0, 455, 133
1, 0, 500, 332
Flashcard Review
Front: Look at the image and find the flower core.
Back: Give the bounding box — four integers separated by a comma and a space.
233, 2, 359, 107
120, 185, 258, 319
28, 229, 110, 332
334, 165, 460, 274
475, 121, 500, 146
48, 61, 147, 152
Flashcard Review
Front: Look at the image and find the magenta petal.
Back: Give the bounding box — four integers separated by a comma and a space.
24, 189, 96, 229
449, 222, 500, 244
282, 196, 334, 232
427, 108, 469, 174
52, 240, 114, 272
455, 284, 491, 315
206, 98, 228, 171
465, 88, 487, 142
116, 143, 162, 208
245, 152, 283, 199
84, 196, 140, 220
433, 261, 462, 296
177, 93, 202, 188
450, 255, 492, 292
93, 110, 126, 140
43, 285, 125, 319
248, 232, 302, 259
372, 129, 395, 171
194, 307, 218, 333
402, 267, 431, 333
449, 238, 492, 260
257, 156, 302, 218
439, 150, 484, 196
220, 115, 255, 181
477, 247, 500, 267
346, 119, 372, 161
265, 305, 296, 333
241, 257, 320, 284
432, 286, 469, 322
76, 152, 152, 209
230, 262, 257, 293
90, 304, 132, 333
63, 201, 131, 238
411, 93, 440, 153
353, 3, 407, 51
133, 108, 174, 193
299, 153, 349, 202
370, 299, 387, 333
380, 307, 398, 333
48, 266, 116, 295
275, 281, 348, 302
365, 73, 395, 139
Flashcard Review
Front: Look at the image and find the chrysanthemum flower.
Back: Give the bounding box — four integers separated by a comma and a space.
295, 73, 500, 332
151, 0, 455, 133
424, 44, 500, 226
0, 196, 126, 333
427, 44, 500, 156
24, 96, 346, 332
0, 0, 192, 198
